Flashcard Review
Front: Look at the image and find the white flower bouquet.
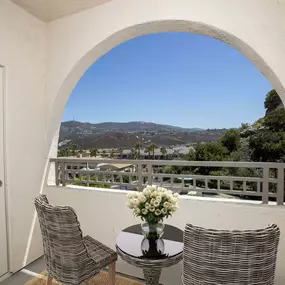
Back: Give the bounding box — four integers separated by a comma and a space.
126, 185, 179, 225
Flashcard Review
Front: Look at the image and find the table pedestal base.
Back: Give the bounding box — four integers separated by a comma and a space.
143, 268, 161, 285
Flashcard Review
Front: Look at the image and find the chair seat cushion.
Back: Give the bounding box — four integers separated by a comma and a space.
83, 235, 117, 268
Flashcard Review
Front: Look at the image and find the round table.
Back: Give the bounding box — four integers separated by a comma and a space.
116, 224, 183, 285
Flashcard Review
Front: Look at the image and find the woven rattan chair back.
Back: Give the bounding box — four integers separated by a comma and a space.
35, 195, 97, 284
183, 224, 280, 285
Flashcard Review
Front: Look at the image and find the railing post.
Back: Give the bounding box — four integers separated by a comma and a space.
262, 167, 269, 204
277, 166, 284, 205
137, 163, 143, 191
55, 161, 59, 186
147, 163, 153, 186
62, 162, 66, 186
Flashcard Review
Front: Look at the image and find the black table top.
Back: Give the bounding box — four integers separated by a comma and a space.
116, 224, 183, 259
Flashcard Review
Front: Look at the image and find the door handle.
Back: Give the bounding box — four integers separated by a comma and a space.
0, 180, 2, 187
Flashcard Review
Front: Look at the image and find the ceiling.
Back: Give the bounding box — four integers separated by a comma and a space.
10, 0, 113, 22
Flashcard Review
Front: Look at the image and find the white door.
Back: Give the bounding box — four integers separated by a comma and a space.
0, 66, 8, 277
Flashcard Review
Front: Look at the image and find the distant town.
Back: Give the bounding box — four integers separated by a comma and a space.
58, 120, 226, 158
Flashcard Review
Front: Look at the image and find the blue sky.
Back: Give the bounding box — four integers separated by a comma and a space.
62, 32, 272, 129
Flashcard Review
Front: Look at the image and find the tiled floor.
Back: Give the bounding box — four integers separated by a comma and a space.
0, 257, 46, 285
0, 257, 144, 285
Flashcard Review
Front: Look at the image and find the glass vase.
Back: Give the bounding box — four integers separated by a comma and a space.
141, 222, 165, 240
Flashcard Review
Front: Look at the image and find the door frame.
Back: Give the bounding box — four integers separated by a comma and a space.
0, 64, 10, 276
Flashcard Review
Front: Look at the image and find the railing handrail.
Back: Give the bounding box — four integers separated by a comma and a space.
50, 157, 285, 168
49, 157, 285, 206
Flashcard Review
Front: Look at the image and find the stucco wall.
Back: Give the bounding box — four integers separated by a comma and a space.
46, 186, 285, 285
0, 0, 47, 272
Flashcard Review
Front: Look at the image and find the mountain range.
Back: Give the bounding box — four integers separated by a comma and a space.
59, 121, 226, 149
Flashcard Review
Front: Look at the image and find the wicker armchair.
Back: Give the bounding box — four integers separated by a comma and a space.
35, 194, 117, 285
183, 224, 280, 285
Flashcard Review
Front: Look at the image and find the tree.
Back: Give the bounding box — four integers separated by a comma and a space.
194, 142, 228, 175
70, 144, 78, 156
148, 143, 157, 159
248, 109, 285, 162
184, 149, 196, 161
57, 148, 70, 157
119, 148, 123, 158
195, 142, 228, 162
130, 148, 137, 159
240, 123, 250, 130
135, 142, 143, 159
160, 147, 167, 159
264, 89, 283, 115
220, 129, 241, 153
145, 147, 151, 159
90, 148, 98, 157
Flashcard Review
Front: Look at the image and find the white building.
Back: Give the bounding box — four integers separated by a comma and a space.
1, 1, 285, 284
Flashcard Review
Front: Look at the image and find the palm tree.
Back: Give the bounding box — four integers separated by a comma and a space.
160, 147, 167, 159
89, 148, 98, 157
148, 143, 157, 159
145, 146, 151, 159
130, 148, 137, 159
135, 141, 143, 159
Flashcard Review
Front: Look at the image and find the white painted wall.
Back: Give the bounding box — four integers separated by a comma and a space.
0, 0, 47, 272
46, 186, 285, 285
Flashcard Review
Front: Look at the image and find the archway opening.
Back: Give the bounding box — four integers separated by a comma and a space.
48, 30, 285, 204
46, 20, 285, 146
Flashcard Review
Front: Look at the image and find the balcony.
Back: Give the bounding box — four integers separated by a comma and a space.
42, 158, 285, 284
1, 0, 285, 284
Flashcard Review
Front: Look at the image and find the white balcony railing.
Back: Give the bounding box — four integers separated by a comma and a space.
49, 158, 285, 205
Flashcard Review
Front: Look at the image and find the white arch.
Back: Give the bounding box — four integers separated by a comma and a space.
46, 19, 285, 148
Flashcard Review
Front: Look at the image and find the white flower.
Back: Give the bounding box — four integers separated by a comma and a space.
170, 197, 177, 204
126, 201, 133, 209
163, 201, 170, 208
155, 209, 161, 216
153, 200, 160, 207
143, 188, 151, 196
133, 199, 140, 206
138, 194, 147, 203
150, 198, 156, 205
127, 186, 178, 220
141, 209, 148, 215
161, 208, 167, 215
156, 195, 162, 202
168, 205, 174, 211
145, 202, 151, 209
149, 206, 155, 212
134, 208, 140, 215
